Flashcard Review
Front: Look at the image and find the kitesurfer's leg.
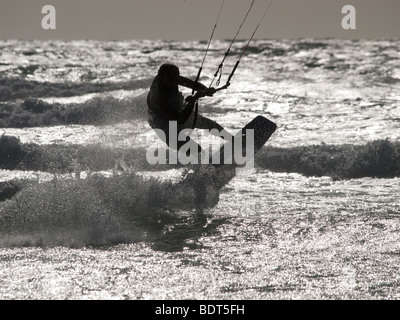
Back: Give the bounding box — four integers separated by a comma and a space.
155, 125, 204, 163
195, 115, 232, 139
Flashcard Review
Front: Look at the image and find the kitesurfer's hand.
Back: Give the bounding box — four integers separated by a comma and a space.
185, 93, 203, 103
205, 87, 217, 97
185, 95, 195, 103
186, 88, 215, 102
194, 90, 207, 99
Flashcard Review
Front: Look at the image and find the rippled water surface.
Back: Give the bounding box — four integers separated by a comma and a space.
0, 39, 400, 299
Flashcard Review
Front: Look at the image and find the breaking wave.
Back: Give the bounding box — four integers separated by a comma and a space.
0, 134, 179, 173
0, 173, 158, 247
0, 94, 148, 128
1, 135, 398, 249
2, 134, 400, 185
0, 171, 219, 248
0, 77, 152, 101
257, 139, 400, 180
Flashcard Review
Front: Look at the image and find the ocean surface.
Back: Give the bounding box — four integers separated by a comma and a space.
0, 38, 400, 299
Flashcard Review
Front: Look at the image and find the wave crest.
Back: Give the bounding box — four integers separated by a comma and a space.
0, 94, 148, 128
257, 140, 400, 179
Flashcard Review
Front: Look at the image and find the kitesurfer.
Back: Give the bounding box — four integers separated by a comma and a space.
147, 63, 231, 157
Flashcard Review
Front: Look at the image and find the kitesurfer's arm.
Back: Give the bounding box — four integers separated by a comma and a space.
178, 76, 216, 96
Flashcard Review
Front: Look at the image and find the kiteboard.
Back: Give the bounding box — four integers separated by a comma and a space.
165, 115, 277, 209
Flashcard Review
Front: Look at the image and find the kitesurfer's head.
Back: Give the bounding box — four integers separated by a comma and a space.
158, 63, 180, 88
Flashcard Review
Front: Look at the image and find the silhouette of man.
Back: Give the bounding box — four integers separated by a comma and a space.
147, 63, 230, 159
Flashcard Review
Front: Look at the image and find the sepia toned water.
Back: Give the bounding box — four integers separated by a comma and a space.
0, 38, 400, 299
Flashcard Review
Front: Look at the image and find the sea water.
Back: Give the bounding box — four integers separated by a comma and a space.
0, 39, 400, 299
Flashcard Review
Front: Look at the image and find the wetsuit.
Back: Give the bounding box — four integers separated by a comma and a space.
147, 71, 228, 158
147, 75, 208, 151
147, 75, 206, 126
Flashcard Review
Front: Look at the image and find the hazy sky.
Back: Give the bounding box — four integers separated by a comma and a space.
0, 0, 399, 40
